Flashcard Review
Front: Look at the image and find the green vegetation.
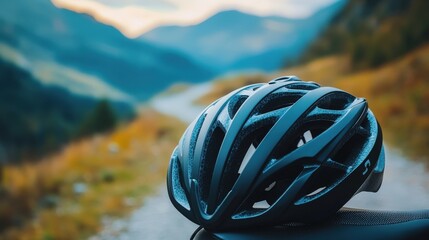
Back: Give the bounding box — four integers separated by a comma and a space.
0, 60, 134, 163
0, 109, 186, 240
301, 0, 429, 69
76, 100, 118, 139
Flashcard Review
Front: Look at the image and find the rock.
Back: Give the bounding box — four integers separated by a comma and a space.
108, 143, 120, 154
73, 182, 88, 195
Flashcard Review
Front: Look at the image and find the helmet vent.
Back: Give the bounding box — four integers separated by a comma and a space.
234, 165, 303, 217
228, 95, 249, 119
258, 94, 302, 114
188, 113, 207, 176
270, 122, 332, 161
305, 187, 326, 197
285, 83, 319, 90
296, 167, 343, 203
357, 116, 371, 137
331, 133, 367, 166
297, 130, 313, 147
217, 124, 272, 206
317, 92, 355, 110
252, 200, 271, 209
200, 126, 226, 201
265, 181, 276, 191
171, 156, 190, 210
271, 76, 301, 82
238, 144, 256, 174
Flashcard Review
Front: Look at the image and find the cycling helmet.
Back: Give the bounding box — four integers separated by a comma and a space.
167, 76, 385, 230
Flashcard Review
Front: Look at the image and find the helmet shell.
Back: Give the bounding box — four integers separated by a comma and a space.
167, 76, 384, 230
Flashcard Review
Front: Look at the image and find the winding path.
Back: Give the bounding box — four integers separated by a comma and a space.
92, 82, 429, 240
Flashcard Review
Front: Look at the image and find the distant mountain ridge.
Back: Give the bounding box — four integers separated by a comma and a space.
141, 1, 346, 72
143, 10, 298, 67
0, 0, 214, 101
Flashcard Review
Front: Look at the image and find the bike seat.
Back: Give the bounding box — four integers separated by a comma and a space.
193, 208, 429, 240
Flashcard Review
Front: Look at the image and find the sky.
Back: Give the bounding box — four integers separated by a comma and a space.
52, 0, 338, 38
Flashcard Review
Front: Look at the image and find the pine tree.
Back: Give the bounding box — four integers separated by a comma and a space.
76, 99, 117, 138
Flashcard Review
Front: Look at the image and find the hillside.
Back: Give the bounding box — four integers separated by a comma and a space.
0, 60, 134, 163
0, 0, 213, 101
0, 109, 186, 239
301, 0, 429, 69
141, 1, 346, 71
196, 43, 429, 162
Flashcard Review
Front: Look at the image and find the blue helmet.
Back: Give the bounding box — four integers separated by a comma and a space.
167, 76, 385, 230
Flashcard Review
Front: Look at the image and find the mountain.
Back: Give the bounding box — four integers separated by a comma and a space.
0, 59, 134, 163
0, 0, 214, 101
141, 1, 346, 72
228, 2, 347, 71
301, 0, 429, 68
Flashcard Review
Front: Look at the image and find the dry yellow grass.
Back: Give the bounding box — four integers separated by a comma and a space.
156, 83, 192, 97
334, 45, 429, 160
195, 55, 351, 106
0, 109, 186, 240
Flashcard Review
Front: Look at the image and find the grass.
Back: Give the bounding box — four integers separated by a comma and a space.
335, 45, 429, 160
0, 109, 186, 240
195, 56, 351, 106
195, 44, 429, 162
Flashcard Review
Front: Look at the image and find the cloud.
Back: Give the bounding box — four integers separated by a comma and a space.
95, 0, 176, 10
52, 0, 338, 38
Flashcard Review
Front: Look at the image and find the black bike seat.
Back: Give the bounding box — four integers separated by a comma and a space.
193, 208, 429, 240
